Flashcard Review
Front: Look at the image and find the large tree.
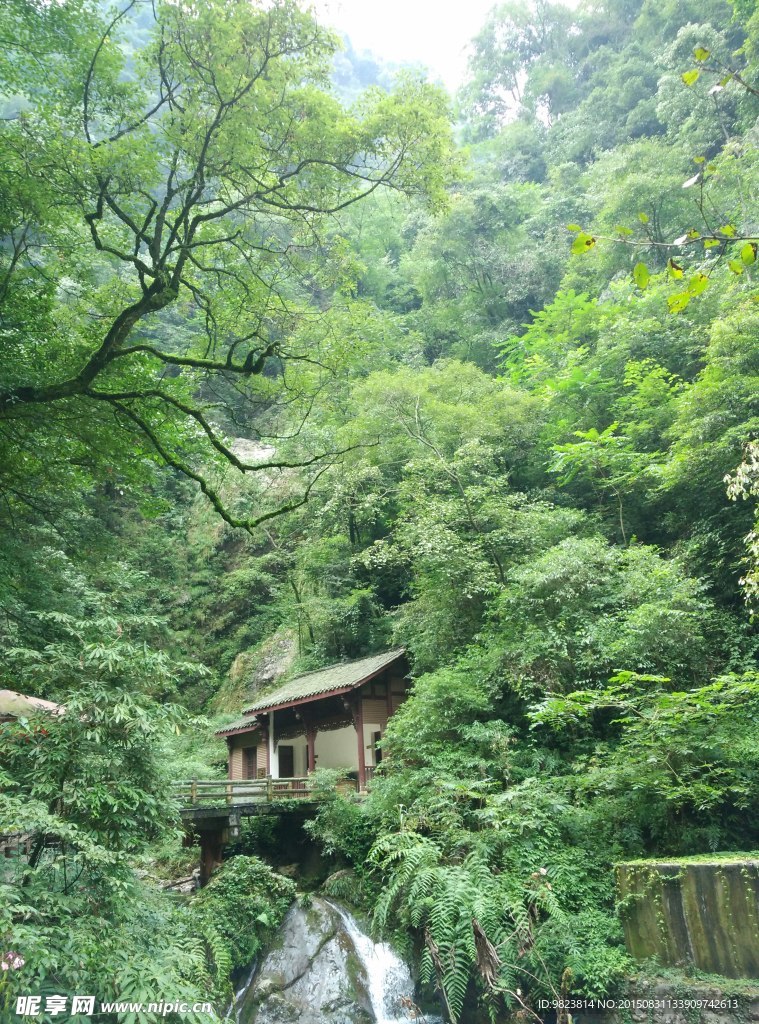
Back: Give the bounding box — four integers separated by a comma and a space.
0, 0, 453, 529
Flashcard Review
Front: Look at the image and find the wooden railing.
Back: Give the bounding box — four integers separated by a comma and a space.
174, 776, 353, 807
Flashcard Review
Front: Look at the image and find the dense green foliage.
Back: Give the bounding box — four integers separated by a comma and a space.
1, 0, 758, 1020
0, 663, 292, 1020
193, 857, 296, 972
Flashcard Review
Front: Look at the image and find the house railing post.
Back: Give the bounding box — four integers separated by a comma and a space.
190, 779, 198, 805
225, 781, 232, 804
266, 775, 273, 802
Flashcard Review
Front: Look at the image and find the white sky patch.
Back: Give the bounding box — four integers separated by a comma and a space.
311, 0, 498, 93
312, 0, 583, 93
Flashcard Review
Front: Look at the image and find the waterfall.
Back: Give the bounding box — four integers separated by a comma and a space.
228, 960, 257, 1023
231, 896, 443, 1024
328, 902, 442, 1024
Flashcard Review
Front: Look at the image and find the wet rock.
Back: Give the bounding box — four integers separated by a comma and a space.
244, 631, 297, 695
213, 630, 297, 713
277, 863, 299, 879
238, 897, 373, 1024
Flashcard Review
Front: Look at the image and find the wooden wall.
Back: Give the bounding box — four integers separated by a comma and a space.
228, 735, 260, 780
360, 670, 409, 731
229, 742, 242, 780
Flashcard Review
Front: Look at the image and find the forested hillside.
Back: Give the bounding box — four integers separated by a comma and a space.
1, 0, 758, 1020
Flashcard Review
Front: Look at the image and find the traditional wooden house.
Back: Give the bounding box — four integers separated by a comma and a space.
217, 648, 410, 791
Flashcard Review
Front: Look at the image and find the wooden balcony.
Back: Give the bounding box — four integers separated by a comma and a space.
174, 775, 357, 808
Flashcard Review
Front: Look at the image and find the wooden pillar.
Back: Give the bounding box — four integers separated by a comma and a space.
268, 710, 278, 779
198, 828, 224, 887
226, 736, 233, 779
306, 724, 317, 773
353, 698, 366, 792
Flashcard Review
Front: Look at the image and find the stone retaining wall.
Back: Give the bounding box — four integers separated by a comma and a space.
616, 858, 759, 978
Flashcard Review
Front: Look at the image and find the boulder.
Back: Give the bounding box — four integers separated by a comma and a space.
237, 897, 373, 1024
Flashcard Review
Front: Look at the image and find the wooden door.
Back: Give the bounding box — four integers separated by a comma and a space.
278, 744, 294, 778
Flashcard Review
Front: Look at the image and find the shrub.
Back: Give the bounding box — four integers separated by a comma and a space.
194, 856, 296, 969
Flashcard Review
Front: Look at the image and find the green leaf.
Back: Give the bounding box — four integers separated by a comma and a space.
719, 224, 736, 237
614, 225, 634, 236
668, 258, 684, 279
571, 232, 597, 255
688, 273, 709, 296
668, 292, 691, 313
703, 238, 720, 249
633, 262, 650, 289
566, 224, 582, 232
637, 212, 649, 224
682, 69, 700, 86
693, 47, 711, 62
728, 260, 745, 275
741, 242, 757, 266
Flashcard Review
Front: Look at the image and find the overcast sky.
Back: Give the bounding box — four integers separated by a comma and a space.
311, 0, 499, 93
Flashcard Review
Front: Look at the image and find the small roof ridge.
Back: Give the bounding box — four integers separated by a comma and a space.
0, 689, 64, 718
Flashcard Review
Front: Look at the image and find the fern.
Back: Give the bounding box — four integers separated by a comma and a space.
366, 822, 618, 1020
200, 926, 233, 986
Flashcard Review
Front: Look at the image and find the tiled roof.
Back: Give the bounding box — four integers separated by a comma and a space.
217, 714, 260, 736
215, 648, 406, 736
